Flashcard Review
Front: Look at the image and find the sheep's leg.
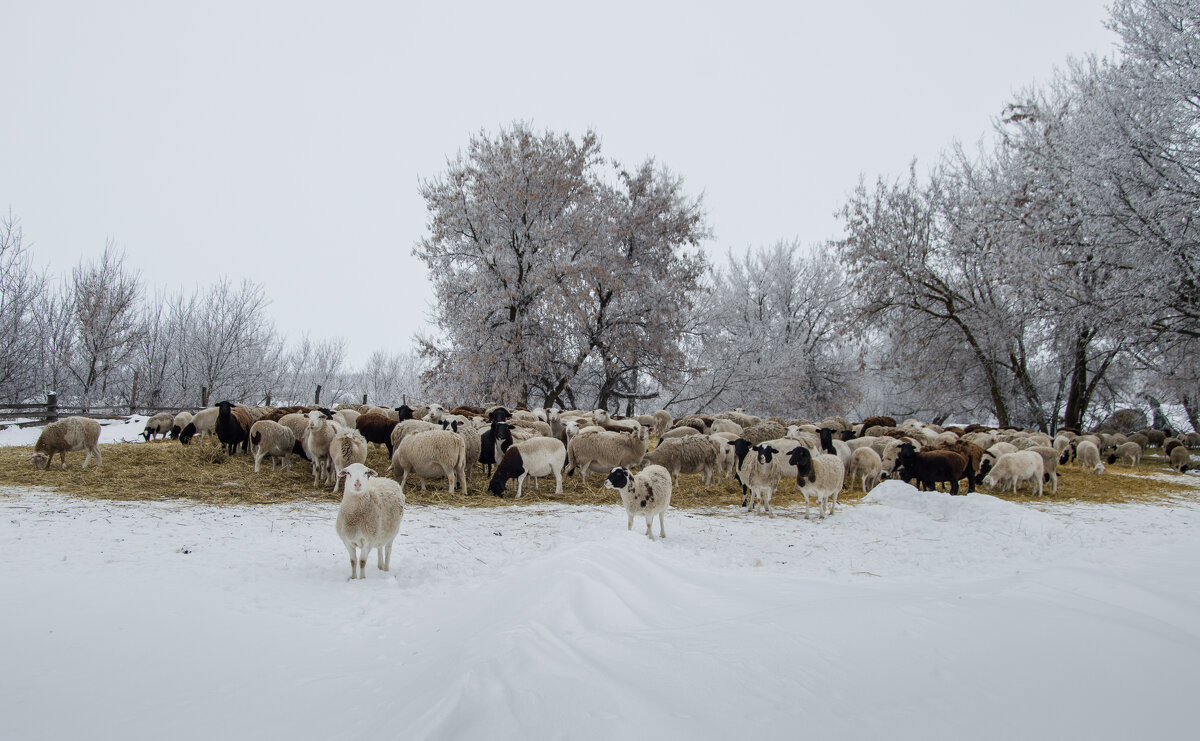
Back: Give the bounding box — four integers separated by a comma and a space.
803, 492, 811, 520
82, 448, 93, 469
645, 517, 654, 540
377, 546, 385, 570
383, 543, 393, 571
553, 468, 563, 495
658, 511, 667, 538
627, 512, 634, 530
346, 544, 359, 579
516, 474, 525, 499
358, 552, 367, 579
254, 450, 264, 474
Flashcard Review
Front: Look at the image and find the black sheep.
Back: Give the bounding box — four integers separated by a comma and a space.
479, 421, 514, 478
214, 400, 251, 456
896, 443, 968, 495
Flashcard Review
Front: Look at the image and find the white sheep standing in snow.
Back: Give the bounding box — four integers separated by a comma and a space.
739, 442, 785, 517
335, 463, 405, 580
604, 464, 672, 540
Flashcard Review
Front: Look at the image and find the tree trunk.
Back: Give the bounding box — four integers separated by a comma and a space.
1182, 393, 1199, 434
1062, 336, 1090, 431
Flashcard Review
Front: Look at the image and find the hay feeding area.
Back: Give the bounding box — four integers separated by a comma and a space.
0, 438, 1195, 509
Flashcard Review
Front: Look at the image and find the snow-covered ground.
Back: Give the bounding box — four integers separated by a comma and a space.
3, 480, 1200, 740
0, 414, 150, 447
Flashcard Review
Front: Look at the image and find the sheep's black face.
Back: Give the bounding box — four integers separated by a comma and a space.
396, 405, 414, 421
732, 438, 753, 463
1059, 449, 1071, 465
605, 467, 630, 490
754, 444, 777, 464
1106, 454, 1118, 465
788, 446, 810, 469
489, 408, 511, 423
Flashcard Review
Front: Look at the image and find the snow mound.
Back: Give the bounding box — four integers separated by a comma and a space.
859, 478, 1065, 550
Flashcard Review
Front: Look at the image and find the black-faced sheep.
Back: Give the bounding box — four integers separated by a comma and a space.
179, 406, 219, 445
788, 445, 846, 519
487, 437, 567, 498
480, 420, 515, 478
170, 411, 194, 440
30, 416, 102, 470
739, 442, 784, 517
604, 464, 672, 540
141, 412, 175, 441
336, 463, 405, 580
1106, 441, 1143, 468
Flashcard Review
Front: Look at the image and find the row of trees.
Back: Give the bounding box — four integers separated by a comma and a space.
4, 1, 1194, 431
0, 218, 423, 409
415, 0, 1197, 431
836, 0, 1198, 431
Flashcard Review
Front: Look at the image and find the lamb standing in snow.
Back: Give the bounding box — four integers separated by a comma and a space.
335, 463, 405, 580
604, 464, 672, 540
30, 416, 102, 470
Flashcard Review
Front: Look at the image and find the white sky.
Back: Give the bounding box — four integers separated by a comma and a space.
1, 1, 1119, 366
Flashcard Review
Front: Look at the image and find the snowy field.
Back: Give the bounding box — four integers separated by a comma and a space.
4, 474, 1200, 740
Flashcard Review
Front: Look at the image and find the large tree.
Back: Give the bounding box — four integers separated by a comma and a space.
416, 123, 708, 409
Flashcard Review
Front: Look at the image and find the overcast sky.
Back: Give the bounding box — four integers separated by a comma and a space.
1, 1, 1119, 366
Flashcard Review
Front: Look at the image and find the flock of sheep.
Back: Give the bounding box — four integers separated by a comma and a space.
25, 404, 1200, 579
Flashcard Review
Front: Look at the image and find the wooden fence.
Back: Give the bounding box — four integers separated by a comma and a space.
1, 388, 377, 427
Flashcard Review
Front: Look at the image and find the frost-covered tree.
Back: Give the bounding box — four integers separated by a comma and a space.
416, 123, 708, 409
669, 241, 858, 417
187, 277, 284, 404
0, 212, 46, 402
67, 243, 143, 404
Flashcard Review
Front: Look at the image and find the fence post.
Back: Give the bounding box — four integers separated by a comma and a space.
315, 385, 322, 405
362, 393, 368, 405
265, 393, 272, 407
201, 386, 209, 407
46, 393, 58, 423
129, 371, 139, 415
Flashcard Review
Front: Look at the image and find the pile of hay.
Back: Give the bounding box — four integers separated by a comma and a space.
0, 439, 1194, 509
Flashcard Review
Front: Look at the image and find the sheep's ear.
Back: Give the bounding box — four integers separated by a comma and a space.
366, 468, 379, 477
